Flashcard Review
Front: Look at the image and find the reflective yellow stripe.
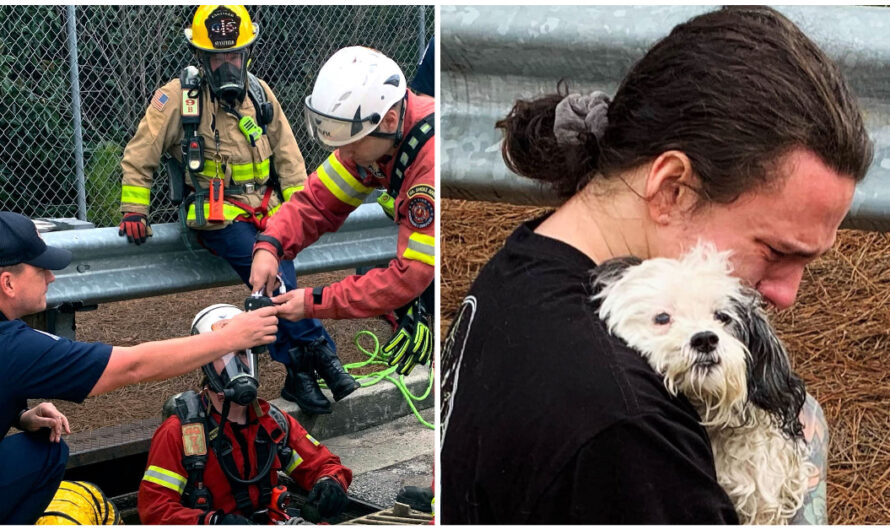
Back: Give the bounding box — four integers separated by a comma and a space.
306, 434, 320, 446
186, 202, 249, 222
142, 465, 186, 494
317, 154, 372, 207
121, 185, 150, 206
282, 185, 303, 202
285, 451, 304, 474
199, 158, 270, 183
404, 232, 435, 266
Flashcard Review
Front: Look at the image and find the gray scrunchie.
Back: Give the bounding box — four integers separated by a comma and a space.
553, 91, 611, 147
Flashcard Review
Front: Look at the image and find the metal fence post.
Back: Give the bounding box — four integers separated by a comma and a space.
66, 5, 87, 222
418, 6, 427, 63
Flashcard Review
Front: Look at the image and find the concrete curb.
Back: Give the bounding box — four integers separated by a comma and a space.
65, 366, 434, 469
276, 366, 435, 440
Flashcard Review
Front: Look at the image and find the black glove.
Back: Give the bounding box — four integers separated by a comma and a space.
382, 299, 432, 376
118, 212, 152, 245
307, 477, 348, 519
211, 512, 255, 525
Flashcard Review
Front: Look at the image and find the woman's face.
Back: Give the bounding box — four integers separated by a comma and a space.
673, 148, 855, 310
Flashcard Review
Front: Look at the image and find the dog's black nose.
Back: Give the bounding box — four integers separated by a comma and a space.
691, 331, 719, 353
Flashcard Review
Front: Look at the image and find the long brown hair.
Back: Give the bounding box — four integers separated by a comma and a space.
497, 6, 873, 201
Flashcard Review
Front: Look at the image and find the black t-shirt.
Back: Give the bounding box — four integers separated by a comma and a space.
441, 218, 738, 524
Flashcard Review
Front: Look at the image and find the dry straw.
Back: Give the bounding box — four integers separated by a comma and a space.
441, 198, 890, 524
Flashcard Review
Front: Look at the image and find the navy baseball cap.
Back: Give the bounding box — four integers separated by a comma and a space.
0, 212, 72, 270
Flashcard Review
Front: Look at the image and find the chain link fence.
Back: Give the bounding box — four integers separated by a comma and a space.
0, 5, 433, 227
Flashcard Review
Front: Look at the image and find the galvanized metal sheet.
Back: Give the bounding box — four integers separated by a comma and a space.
43, 204, 398, 306
442, 6, 890, 230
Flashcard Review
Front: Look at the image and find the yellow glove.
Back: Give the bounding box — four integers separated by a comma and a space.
383, 300, 432, 375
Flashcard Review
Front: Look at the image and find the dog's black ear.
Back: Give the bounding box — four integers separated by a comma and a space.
733, 291, 806, 440
589, 256, 643, 296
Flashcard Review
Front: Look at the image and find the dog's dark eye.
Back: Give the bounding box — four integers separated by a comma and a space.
653, 312, 671, 325
714, 311, 732, 324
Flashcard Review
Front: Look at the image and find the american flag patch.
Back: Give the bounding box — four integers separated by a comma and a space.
151, 90, 169, 112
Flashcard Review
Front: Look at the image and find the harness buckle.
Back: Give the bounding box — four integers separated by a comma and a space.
245, 183, 255, 194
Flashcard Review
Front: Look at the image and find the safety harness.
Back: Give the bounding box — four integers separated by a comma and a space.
380, 112, 436, 317
172, 67, 281, 230
376, 112, 435, 220
166, 391, 294, 518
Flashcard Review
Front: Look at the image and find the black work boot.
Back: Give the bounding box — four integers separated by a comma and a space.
308, 338, 360, 401
281, 345, 332, 415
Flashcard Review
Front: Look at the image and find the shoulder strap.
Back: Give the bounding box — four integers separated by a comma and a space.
266, 403, 290, 439
171, 391, 214, 511
266, 403, 296, 472
388, 112, 435, 198
247, 73, 273, 129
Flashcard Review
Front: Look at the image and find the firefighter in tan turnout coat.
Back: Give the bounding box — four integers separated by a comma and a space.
118, 5, 358, 415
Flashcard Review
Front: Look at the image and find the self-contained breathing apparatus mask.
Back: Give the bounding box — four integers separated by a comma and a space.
198, 49, 251, 104
191, 303, 259, 406
184, 5, 259, 104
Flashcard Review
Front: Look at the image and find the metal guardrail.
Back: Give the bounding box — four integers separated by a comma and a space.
43, 203, 396, 308
441, 5, 890, 232
31, 203, 396, 340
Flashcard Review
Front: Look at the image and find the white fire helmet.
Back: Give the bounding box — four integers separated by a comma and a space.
304, 46, 407, 148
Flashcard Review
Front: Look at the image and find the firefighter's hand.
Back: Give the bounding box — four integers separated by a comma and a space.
211, 512, 255, 525
383, 307, 433, 376
20, 402, 71, 443
221, 306, 279, 350
271, 289, 307, 321
250, 249, 281, 296
308, 478, 349, 518
118, 212, 152, 245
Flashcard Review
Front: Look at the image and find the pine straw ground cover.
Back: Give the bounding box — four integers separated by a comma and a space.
442, 198, 890, 524
45, 270, 393, 434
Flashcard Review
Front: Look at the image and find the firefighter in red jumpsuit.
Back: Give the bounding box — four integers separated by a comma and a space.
138, 305, 351, 525
250, 46, 435, 376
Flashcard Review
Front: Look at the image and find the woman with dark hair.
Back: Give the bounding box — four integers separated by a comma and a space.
441, 6, 873, 524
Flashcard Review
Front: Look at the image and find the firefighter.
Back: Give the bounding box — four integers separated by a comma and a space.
118, 5, 358, 415
249, 46, 435, 377
138, 304, 352, 525
0, 211, 277, 525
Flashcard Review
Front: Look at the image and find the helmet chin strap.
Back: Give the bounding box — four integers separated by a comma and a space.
368, 94, 408, 145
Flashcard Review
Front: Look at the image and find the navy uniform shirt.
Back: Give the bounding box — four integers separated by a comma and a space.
0, 311, 112, 439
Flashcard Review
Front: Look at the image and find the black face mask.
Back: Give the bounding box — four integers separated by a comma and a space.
203, 352, 258, 406
210, 62, 245, 103
224, 375, 258, 406
198, 48, 250, 103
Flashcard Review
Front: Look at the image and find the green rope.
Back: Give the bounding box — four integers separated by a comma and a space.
317, 330, 434, 430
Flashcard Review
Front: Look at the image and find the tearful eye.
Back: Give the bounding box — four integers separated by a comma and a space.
715, 311, 731, 324
654, 312, 671, 325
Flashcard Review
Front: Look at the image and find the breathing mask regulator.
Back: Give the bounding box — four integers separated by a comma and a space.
184, 5, 259, 105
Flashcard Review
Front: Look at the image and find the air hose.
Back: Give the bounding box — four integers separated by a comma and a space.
318, 330, 434, 430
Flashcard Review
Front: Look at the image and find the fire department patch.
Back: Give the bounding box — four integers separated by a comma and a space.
150, 90, 169, 112
205, 6, 240, 49
181, 423, 207, 456
406, 184, 435, 229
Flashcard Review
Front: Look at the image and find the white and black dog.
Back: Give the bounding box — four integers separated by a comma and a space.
591, 244, 814, 525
